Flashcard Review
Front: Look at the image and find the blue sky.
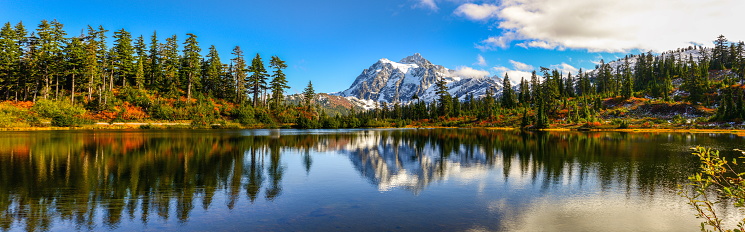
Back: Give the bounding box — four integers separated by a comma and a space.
2, 0, 744, 93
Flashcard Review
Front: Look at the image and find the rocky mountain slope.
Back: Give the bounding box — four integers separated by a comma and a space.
333, 54, 503, 109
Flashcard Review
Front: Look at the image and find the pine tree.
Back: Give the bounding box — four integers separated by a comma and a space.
520, 107, 529, 128
181, 33, 201, 100
231, 46, 248, 103
161, 35, 179, 95
530, 70, 539, 104
269, 55, 289, 109
480, 87, 496, 119
146, 31, 162, 89
0, 22, 21, 100
202, 45, 222, 97
35, 19, 67, 100
302, 80, 316, 109
90, 25, 111, 103
112, 28, 135, 87
62, 36, 85, 103
564, 72, 575, 98
10, 22, 26, 100
518, 77, 529, 105
621, 56, 633, 99
435, 78, 451, 117
501, 73, 515, 108
133, 35, 146, 88
247, 53, 268, 107
83, 26, 102, 102
712, 35, 729, 70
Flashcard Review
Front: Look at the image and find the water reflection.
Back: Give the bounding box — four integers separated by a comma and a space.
0, 129, 742, 231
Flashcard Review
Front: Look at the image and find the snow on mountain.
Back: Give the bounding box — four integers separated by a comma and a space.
335, 53, 502, 109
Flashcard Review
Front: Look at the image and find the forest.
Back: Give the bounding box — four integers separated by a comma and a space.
0, 19, 744, 129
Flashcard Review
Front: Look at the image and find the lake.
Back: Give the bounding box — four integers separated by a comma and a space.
1, 129, 744, 231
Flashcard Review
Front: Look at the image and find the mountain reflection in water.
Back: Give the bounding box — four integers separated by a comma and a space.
0, 129, 743, 231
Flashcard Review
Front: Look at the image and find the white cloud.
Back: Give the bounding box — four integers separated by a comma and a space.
492, 61, 534, 85
493, 68, 531, 84
460, 0, 745, 52
453, 66, 491, 78
454, 3, 499, 21
474, 54, 487, 66
550, 63, 579, 75
416, 0, 439, 11
475, 32, 518, 50
509, 60, 533, 71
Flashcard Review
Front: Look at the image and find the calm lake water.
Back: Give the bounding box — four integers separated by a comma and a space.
1, 129, 744, 231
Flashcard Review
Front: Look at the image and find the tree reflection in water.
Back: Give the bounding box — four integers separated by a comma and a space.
0, 129, 741, 231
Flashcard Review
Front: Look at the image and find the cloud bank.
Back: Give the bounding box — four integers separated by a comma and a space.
493, 60, 535, 84
453, 66, 491, 79
460, 0, 745, 52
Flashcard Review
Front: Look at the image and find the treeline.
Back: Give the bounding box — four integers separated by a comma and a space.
0, 20, 293, 105
0, 19, 336, 127
352, 35, 745, 129
1, 20, 743, 129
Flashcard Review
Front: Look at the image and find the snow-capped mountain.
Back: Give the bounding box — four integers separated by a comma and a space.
334, 53, 502, 108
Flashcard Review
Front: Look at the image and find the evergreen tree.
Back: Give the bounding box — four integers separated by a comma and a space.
0, 22, 23, 100
435, 78, 451, 117
62, 36, 85, 103
247, 53, 268, 107
231, 46, 248, 103
10, 22, 27, 100
269, 55, 289, 109
302, 81, 316, 109
35, 19, 67, 100
146, 31, 162, 89
518, 77, 529, 105
564, 72, 575, 98
202, 45, 222, 97
112, 28, 135, 87
501, 73, 515, 108
520, 107, 529, 128
161, 35, 180, 95
621, 57, 633, 99
181, 33, 201, 100
712, 35, 729, 70
530, 70, 539, 104
133, 35, 146, 88
82, 26, 101, 102
486, 87, 497, 117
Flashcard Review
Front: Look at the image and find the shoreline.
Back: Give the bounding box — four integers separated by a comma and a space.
0, 122, 744, 135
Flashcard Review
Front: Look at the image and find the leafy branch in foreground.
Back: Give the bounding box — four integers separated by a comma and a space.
680, 146, 745, 232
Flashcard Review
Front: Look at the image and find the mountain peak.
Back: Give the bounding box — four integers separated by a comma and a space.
399, 53, 431, 66
337, 53, 502, 107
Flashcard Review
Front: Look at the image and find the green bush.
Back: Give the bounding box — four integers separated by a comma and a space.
32, 99, 86, 118
31, 100, 89, 127
150, 103, 177, 120
232, 104, 256, 125
254, 108, 275, 125
119, 86, 153, 110
190, 100, 217, 128
0, 112, 14, 128
51, 114, 91, 127
296, 116, 320, 129
23, 114, 44, 127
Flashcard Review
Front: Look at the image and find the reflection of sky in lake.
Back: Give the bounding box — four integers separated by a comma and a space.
1, 129, 744, 231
